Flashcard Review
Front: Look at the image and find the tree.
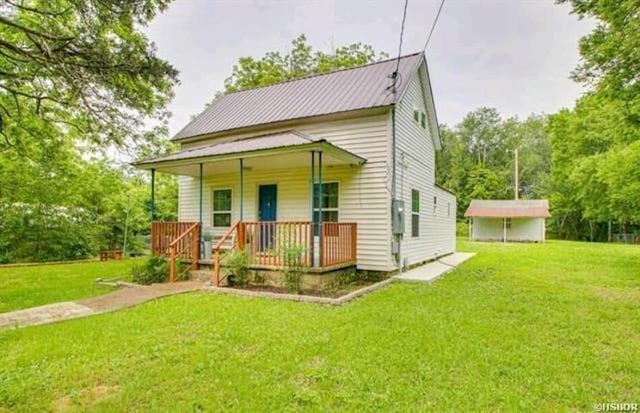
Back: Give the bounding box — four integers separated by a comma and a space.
0, 0, 178, 153
222, 34, 388, 93
436, 108, 550, 218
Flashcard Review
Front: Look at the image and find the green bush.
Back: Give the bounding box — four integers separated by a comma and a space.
280, 244, 307, 294
456, 220, 469, 237
131, 256, 170, 285
223, 249, 251, 286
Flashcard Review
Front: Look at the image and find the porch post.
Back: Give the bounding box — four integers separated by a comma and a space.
199, 163, 204, 255
310, 151, 315, 265
318, 151, 323, 266
503, 217, 507, 243
150, 168, 156, 221
239, 159, 244, 221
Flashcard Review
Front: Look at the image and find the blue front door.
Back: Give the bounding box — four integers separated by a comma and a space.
258, 185, 277, 250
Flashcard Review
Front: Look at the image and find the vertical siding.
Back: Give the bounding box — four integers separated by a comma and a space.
177, 115, 393, 271
393, 64, 456, 265
472, 217, 544, 242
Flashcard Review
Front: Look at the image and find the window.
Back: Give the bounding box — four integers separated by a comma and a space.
313, 182, 339, 233
505, 217, 512, 229
413, 109, 420, 122
433, 196, 437, 213
448, 202, 451, 217
411, 189, 420, 237
420, 112, 426, 129
212, 189, 232, 227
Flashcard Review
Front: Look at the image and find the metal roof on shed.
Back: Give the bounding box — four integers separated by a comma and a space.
464, 200, 551, 218
172, 53, 424, 141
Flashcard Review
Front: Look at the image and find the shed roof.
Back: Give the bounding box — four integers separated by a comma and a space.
464, 200, 551, 218
172, 53, 424, 141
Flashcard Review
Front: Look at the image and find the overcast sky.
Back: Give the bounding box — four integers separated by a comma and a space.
143, 0, 594, 136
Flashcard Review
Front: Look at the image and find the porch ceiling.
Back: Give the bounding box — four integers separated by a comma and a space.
133, 130, 366, 177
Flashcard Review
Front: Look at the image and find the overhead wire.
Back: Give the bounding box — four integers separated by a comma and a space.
422, 0, 445, 52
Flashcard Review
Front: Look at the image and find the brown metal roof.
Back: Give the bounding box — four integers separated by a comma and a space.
172, 53, 424, 141
464, 200, 551, 218
135, 130, 365, 166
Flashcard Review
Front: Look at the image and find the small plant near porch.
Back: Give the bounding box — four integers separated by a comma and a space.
223, 249, 251, 286
280, 244, 308, 294
131, 256, 187, 285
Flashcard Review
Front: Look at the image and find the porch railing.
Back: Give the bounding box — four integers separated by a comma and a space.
151, 220, 357, 286
151, 221, 199, 256
151, 221, 200, 282
321, 222, 357, 267
240, 221, 313, 268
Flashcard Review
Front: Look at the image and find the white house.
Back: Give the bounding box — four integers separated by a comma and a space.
465, 200, 550, 242
136, 52, 456, 283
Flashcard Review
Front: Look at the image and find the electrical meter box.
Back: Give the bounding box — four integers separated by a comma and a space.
391, 199, 405, 235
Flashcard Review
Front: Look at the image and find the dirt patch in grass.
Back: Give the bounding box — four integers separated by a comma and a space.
51, 384, 120, 412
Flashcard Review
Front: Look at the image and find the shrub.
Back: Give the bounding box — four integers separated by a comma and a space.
131, 256, 170, 285
280, 244, 307, 294
223, 249, 251, 286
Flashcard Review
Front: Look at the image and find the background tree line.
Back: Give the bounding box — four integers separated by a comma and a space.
437, 0, 640, 242
1, 0, 637, 263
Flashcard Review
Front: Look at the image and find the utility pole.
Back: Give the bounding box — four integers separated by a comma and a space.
514, 148, 519, 200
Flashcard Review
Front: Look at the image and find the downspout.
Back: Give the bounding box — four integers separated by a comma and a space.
318, 151, 323, 267
391, 106, 402, 275
199, 163, 203, 256
239, 159, 244, 221
310, 151, 315, 266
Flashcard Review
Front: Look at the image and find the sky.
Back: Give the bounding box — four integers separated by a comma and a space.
143, 0, 594, 136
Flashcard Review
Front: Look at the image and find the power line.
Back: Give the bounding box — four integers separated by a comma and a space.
422, 0, 445, 52
392, 0, 409, 91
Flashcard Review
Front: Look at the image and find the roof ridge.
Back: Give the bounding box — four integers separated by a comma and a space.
218, 51, 423, 98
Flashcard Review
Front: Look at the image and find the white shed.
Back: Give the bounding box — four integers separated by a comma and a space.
464, 200, 550, 242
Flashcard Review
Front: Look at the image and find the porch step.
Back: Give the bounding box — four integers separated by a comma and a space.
189, 270, 212, 283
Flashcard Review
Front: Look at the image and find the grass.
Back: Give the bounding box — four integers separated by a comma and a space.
0, 260, 136, 313
1, 240, 639, 411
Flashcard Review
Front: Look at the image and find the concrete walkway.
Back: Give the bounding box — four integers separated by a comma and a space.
394, 252, 475, 283
0, 281, 203, 330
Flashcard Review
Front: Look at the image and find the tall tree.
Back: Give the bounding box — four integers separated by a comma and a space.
436, 108, 550, 218
0, 0, 178, 153
223, 34, 388, 93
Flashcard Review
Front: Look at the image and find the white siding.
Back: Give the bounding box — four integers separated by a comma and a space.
392, 64, 456, 266
471, 217, 545, 242
177, 115, 393, 271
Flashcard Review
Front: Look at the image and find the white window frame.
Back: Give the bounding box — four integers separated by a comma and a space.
411, 189, 420, 238
313, 181, 340, 223
212, 188, 233, 228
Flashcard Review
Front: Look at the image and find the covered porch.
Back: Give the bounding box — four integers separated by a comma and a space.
135, 131, 365, 285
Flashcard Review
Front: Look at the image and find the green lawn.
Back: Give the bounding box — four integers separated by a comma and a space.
0, 260, 136, 313
1, 240, 639, 411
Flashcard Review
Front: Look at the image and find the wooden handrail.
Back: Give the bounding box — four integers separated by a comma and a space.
169, 223, 200, 248
168, 223, 200, 282
213, 221, 241, 286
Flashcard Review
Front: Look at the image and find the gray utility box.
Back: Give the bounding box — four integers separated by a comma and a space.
391, 199, 405, 235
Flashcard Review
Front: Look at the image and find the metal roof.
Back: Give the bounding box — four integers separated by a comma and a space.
135, 130, 365, 166
173, 53, 424, 141
464, 200, 551, 218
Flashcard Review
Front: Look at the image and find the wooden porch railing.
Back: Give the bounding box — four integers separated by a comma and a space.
205, 221, 358, 286
168, 223, 200, 282
151, 221, 199, 256
240, 221, 313, 268
213, 221, 241, 286
151, 221, 200, 282
321, 222, 357, 267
